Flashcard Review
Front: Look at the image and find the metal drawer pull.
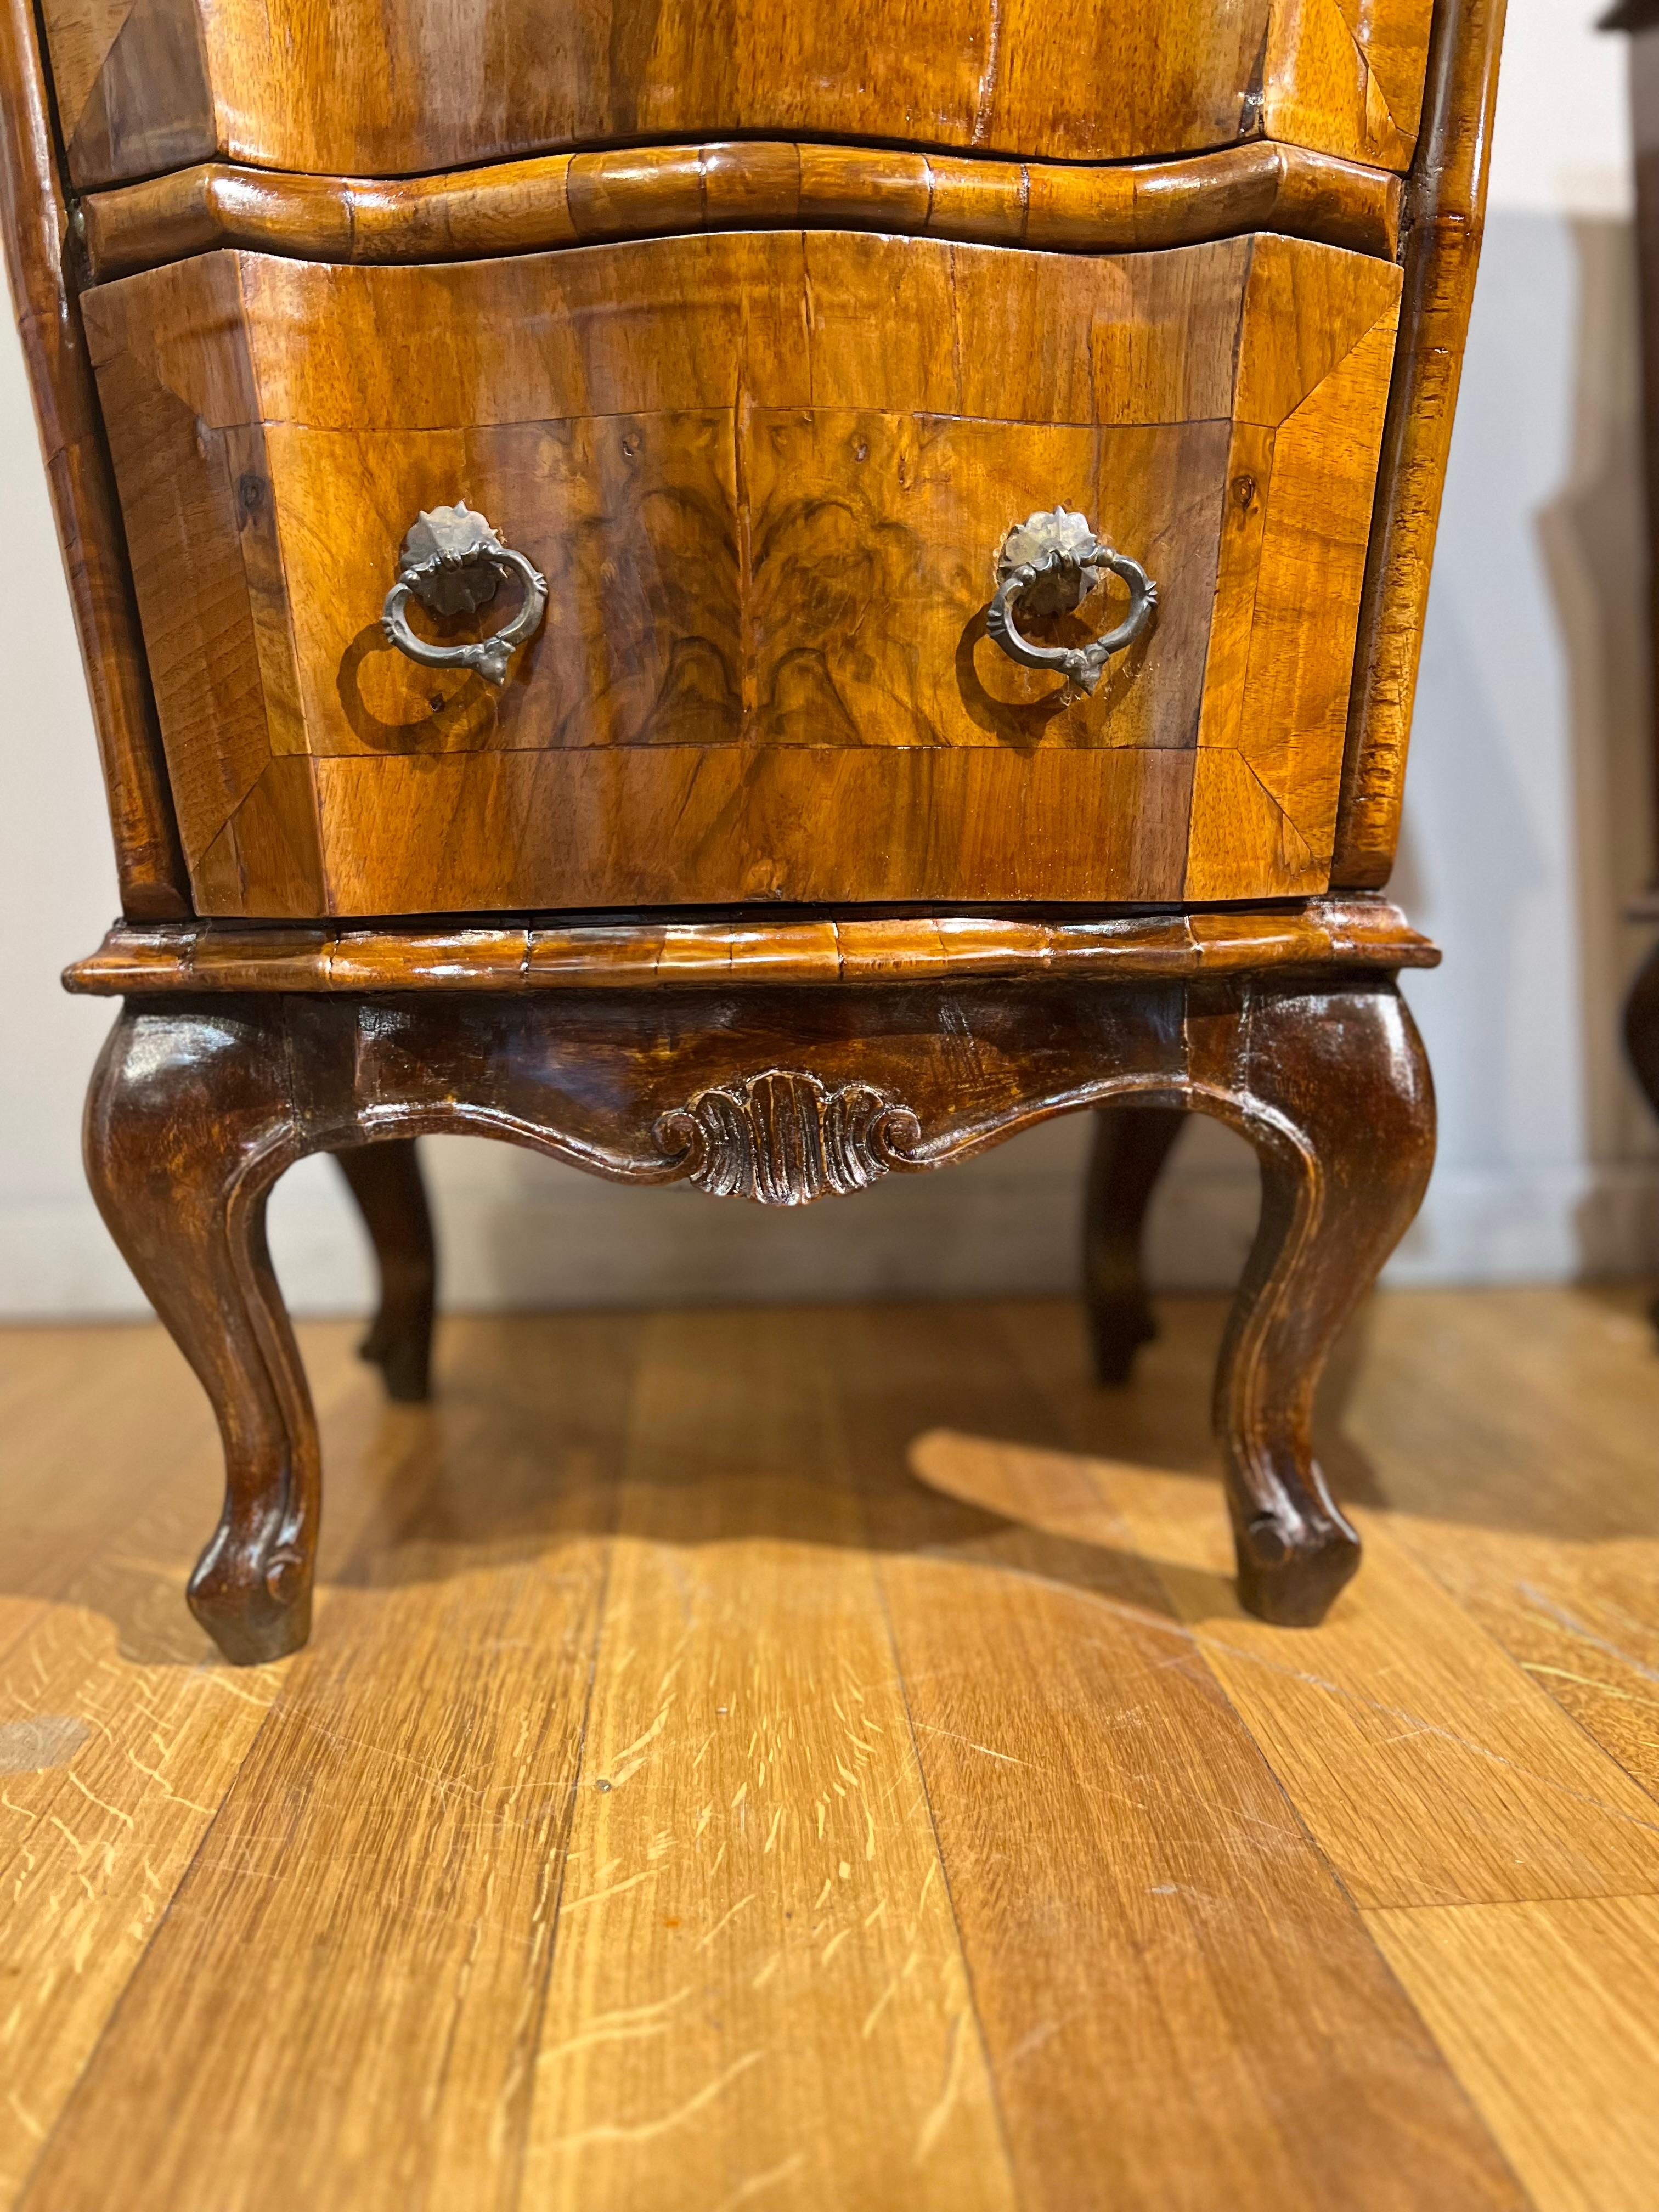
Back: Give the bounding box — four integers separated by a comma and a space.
986, 506, 1158, 695
381, 502, 548, 685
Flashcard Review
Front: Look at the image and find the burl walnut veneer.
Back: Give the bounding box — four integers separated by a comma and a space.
1, 0, 1504, 1660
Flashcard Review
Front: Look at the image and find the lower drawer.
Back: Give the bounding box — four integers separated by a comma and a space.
83, 228, 1401, 917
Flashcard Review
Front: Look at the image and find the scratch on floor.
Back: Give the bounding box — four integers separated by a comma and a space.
1522, 1662, 1659, 1711
1004, 2013, 1070, 2067
609, 1703, 675, 1788
1518, 1585, 1659, 1692
699, 1891, 757, 1950
538, 1987, 694, 2063
122, 1745, 214, 1812
545, 2047, 766, 2152
913, 2010, 971, 2165
712, 2149, 808, 2211
61, 1770, 136, 1829
910, 1722, 1032, 1769
558, 1865, 658, 1914
7, 2091, 45, 2142
1086, 1590, 1659, 1842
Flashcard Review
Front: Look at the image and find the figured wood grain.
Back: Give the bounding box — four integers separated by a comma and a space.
0, 0, 187, 917
1367, 1898, 1659, 2212
518, 1309, 1016, 2212
1188, 308, 1401, 896
78, 139, 1403, 283
1261, 0, 1432, 170
1332, 0, 1506, 886
83, 230, 1400, 916
63, 899, 1441, 998
40, 0, 1435, 190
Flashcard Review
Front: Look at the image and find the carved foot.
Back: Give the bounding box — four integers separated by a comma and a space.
335, 1139, 437, 1401
1082, 1105, 1186, 1384
1209, 977, 1435, 1626
85, 1001, 318, 1663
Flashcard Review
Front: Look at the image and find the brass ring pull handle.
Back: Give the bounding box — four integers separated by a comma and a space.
986, 507, 1158, 696
381, 502, 548, 686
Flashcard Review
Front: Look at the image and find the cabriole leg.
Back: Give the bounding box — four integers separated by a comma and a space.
1210, 977, 1435, 1626
84, 998, 318, 1664
1081, 1105, 1186, 1384
335, 1138, 437, 1402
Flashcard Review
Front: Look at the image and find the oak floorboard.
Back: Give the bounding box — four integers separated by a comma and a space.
996, 1300, 1659, 1908
13, 1314, 642, 2212
1366, 1895, 1659, 2212
7, 1286, 1659, 2207
0, 1321, 376, 2203
518, 1307, 1016, 2212
1331, 1286, 1659, 1807
829, 1303, 1525, 2212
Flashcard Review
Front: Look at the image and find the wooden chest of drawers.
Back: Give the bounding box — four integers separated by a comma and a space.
83, 227, 1400, 913
44, 0, 1438, 185
3, 0, 1503, 1659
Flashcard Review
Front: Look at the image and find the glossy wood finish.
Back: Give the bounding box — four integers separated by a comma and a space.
1070, 0, 1504, 1267
83, 955, 1433, 1661
334, 1141, 435, 1402
65, 898, 1441, 997
0, 0, 186, 917
84, 229, 1401, 916
1333, 0, 1505, 887
1, 0, 1503, 919
41, 0, 1436, 191
79, 139, 1403, 283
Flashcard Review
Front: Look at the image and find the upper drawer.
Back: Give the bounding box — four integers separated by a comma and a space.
47, 0, 1436, 190
82, 229, 1401, 918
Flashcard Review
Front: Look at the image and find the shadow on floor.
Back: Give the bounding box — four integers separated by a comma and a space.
35, 1283, 1659, 1671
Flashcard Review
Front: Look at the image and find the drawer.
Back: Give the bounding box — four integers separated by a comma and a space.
82, 229, 1401, 918
46, 0, 1434, 188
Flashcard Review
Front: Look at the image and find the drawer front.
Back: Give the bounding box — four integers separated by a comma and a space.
47, 0, 1434, 188
83, 231, 1401, 918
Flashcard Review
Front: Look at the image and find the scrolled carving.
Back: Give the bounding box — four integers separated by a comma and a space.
653, 1070, 922, 1205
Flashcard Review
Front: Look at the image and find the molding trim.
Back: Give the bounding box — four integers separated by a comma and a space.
80, 138, 1401, 284
65, 900, 1440, 997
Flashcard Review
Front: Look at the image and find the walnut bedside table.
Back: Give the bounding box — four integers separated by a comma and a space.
1, 0, 1504, 1661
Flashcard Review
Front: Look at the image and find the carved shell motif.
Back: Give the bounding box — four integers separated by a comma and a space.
654, 1071, 922, 1206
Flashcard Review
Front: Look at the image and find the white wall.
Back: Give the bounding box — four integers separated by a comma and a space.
2, 0, 1655, 1318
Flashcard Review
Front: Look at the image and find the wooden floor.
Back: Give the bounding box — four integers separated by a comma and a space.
3, 1286, 1658, 2211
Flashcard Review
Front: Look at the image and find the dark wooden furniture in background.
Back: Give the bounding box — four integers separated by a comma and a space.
1606, 2, 1659, 1269
2, 0, 1504, 1661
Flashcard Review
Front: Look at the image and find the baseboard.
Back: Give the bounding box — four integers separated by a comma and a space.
5, 1145, 1659, 1322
